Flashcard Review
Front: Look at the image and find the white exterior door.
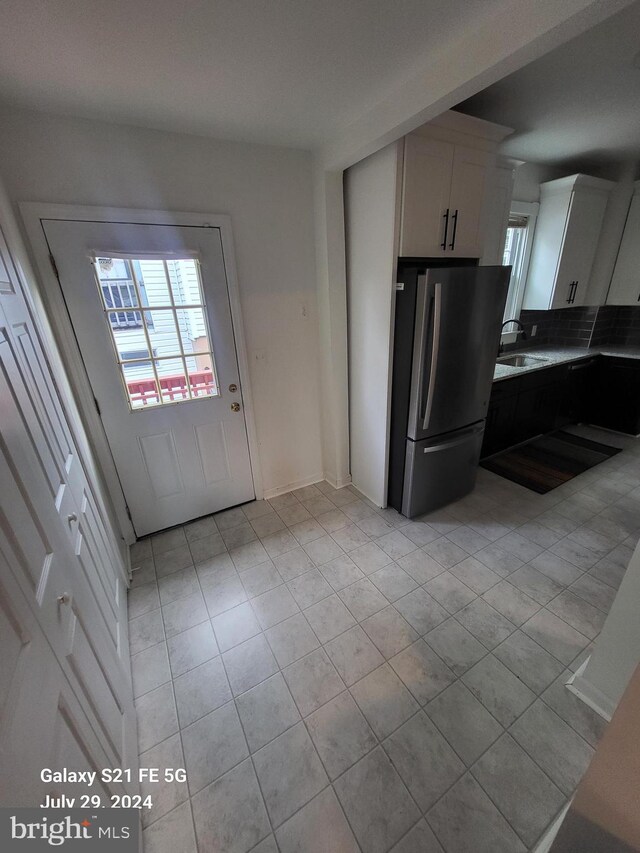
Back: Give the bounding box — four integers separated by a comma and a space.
43, 220, 255, 537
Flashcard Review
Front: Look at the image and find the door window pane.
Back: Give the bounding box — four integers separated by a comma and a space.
166, 259, 203, 305
135, 259, 172, 306
156, 358, 190, 403
93, 256, 219, 410
176, 307, 208, 353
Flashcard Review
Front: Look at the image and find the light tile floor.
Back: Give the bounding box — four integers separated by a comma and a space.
128, 425, 640, 853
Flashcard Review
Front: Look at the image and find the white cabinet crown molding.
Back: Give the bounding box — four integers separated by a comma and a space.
412, 109, 513, 144
540, 173, 615, 198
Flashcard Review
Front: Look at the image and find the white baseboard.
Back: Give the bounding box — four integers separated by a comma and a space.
263, 471, 353, 500
324, 472, 352, 490
262, 473, 325, 500
533, 801, 572, 853
565, 660, 615, 721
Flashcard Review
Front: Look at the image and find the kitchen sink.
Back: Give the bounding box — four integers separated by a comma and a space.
497, 354, 550, 368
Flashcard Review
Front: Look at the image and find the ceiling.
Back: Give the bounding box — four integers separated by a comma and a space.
0, 0, 514, 149
455, 2, 640, 173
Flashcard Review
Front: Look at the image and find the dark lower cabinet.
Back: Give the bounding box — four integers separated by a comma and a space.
482, 383, 518, 457
558, 357, 598, 426
512, 368, 563, 445
590, 358, 640, 435
481, 354, 634, 458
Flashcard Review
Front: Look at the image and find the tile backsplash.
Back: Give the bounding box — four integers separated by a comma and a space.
503, 305, 640, 352
591, 306, 640, 348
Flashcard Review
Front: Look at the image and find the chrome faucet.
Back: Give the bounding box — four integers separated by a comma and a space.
498, 318, 527, 355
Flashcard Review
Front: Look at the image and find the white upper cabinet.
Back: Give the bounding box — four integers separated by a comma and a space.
447, 145, 491, 257
607, 183, 640, 305
399, 112, 512, 259
400, 136, 454, 257
523, 174, 613, 310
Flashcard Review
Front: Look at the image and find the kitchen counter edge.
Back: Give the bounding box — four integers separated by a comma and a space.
493, 346, 640, 382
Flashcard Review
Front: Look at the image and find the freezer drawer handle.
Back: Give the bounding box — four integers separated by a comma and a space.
422, 281, 442, 430
422, 425, 484, 453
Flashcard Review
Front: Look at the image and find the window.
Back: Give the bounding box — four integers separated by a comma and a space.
93, 256, 219, 410
96, 257, 152, 329
501, 201, 538, 324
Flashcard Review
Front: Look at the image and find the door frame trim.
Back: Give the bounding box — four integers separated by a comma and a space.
21, 203, 263, 543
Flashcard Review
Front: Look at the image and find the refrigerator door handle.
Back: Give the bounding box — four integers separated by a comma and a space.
408, 273, 430, 433
422, 281, 442, 430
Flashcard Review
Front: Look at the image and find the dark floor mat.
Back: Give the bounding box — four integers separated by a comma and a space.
481, 430, 621, 494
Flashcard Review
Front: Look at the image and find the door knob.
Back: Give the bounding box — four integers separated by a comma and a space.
228, 384, 238, 393
231, 402, 241, 412
57, 593, 71, 605
67, 513, 78, 524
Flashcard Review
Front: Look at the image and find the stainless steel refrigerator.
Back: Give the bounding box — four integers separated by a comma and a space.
388, 262, 510, 518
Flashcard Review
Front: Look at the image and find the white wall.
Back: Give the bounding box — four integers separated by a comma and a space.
0, 108, 322, 498
512, 161, 567, 202
344, 143, 400, 506
314, 166, 351, 490
570, 538, 640, 719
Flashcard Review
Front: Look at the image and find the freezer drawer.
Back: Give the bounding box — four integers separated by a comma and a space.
401, 422, 485, 518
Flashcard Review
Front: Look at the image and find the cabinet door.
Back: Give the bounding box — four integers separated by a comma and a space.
481, 164, 514, 266
551, 189, 609, 309
607, 194, 640, 305
565, 358, 598, 424
481, 380, 519, 458
400, 136, 453, 257
448, 145, 490, 258
513, 382, 560, 444
590, 358, 640, 434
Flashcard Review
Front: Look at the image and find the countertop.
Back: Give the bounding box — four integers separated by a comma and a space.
493, 345, 640, 382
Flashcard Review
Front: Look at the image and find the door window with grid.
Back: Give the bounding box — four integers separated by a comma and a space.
93, 256, 219, 409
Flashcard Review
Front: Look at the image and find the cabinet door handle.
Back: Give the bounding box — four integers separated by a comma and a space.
449, 209, 458, 250
567, 281, 577, 304
441, 209, 449, 250
566, 282, 573, 303
572, 281, 579, 303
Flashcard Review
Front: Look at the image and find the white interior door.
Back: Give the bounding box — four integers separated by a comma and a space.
0, 221, 137, 801
43, 220, 255, 536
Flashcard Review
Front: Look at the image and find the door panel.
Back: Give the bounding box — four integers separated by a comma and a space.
43, 220, 255, 536
1, 409, 136, 784
408, 266, 509, 441
0, 226, 137, 798
0, 546, 127, 807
